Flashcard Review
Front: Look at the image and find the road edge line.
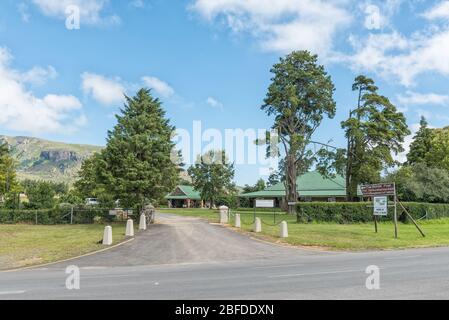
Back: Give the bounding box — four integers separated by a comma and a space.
1, 237, 136, 273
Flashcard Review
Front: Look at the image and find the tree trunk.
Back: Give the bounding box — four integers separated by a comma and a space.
286, 153, 297, 215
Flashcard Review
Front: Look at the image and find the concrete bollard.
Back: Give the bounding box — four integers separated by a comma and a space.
254, 217, 262, 233
235, 214, 241, 228
280, 221, 288, 238
102, 226, 113, 245
125, 219, 134, 237
139, 214, 147, 230
219, 205, 229, 224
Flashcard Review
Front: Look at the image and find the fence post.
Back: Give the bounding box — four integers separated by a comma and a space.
35, 211, 38, 225
70, 206, 74, 224
254, 217, 262, 233
235, 214, 241, 228
280, 221, 288, 238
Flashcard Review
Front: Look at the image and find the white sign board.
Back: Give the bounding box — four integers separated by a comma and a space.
255, 199, 275, 208
373, 196, 388, 216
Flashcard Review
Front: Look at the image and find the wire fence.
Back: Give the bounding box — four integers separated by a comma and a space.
0, 207, 138, 225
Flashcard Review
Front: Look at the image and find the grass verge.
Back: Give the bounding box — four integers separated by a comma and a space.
0, 223, 130, 270
159, 208, 449, 251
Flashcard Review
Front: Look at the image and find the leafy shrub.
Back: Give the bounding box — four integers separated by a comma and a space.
296, 202, 449, 224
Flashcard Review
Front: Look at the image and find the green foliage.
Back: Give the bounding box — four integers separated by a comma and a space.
339, 75, 410, 199
0, 141, 19, 198
75, 89, 180, 208
188, 150, 235, 207
260, 51, 336, 212
297, 201, 449, 224
424, 127, 449, 171
216, 195, 239, 209
387, 163, 449, 203
406, 117, 434, 165
24, 181, 56, 209
240, 178, 267, 207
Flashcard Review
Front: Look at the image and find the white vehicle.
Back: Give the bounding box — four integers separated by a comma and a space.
85, 198, 99, 206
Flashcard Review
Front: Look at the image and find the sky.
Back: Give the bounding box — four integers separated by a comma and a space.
1, 0, 449, 186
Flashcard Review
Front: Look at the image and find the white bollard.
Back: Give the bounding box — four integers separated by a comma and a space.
235, 214, 241, 228
102, 226, 113, 245
219, 205, 229, 224
139, 214, 147, 230
254, 217, 262, 233
280, 221, 288, 238
125, 219, 134, 237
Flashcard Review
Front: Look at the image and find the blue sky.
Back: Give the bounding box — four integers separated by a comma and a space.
1, 0, 449, 185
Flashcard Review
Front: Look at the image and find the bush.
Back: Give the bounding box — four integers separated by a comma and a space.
296, 202, 449, 224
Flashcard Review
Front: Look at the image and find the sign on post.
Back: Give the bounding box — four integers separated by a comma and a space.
361, 183, 395, 197
255, 199, 274, 208
373, 196, 388, 216
360, 183, 396, 197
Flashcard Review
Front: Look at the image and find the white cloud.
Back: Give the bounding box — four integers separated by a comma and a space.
81, 72, 126, 106
131, 0, 146, 8
18, 3, 31, 22
31, 0, 120, 26
422, 1, 449, 20
20, 65, 57, 86
0, 47, 84, 134
206, 97, 223, 110
397, 91, 449, 106
345, 28, 449, 86
142, 76, 175, 98
190, 0, 352, 56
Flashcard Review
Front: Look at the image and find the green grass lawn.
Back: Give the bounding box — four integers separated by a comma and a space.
159, 208, 449, 250
0, 223, 130, 270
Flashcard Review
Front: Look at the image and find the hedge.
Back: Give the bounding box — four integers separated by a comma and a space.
296, 202, 449, 224
0, 207, 114, 225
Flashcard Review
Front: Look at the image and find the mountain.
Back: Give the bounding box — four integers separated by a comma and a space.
0, 135, 103, 185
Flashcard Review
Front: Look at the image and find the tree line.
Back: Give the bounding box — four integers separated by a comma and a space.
1, 50, 448, 211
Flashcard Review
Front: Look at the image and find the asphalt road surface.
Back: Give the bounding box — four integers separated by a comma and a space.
1, 213, 449, 299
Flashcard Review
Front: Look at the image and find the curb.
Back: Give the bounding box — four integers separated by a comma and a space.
1, 237, 136, 273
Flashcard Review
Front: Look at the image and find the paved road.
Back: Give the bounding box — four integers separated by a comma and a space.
1, 213, 449, 299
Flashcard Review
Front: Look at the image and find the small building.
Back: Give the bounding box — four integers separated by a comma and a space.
165, 185, 203, 208
240, 171, 358, 207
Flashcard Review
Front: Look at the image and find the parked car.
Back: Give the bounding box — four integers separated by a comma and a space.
85, 198, 99, 206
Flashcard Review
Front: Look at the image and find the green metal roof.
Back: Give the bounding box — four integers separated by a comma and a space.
240, 172, 351, 198
165, 185, 202, 200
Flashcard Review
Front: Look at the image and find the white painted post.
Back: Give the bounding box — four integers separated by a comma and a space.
139, 214, 147, 230
280, 221, 288, 238
254, 217, 262, 233
219, 205, 229, 224
125, 219, 134, 237
102, 226, 113, 245
235, 214, 241, 228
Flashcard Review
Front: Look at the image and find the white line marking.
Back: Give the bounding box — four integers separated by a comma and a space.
384, 255, 421, 260
268, 269, 362, 279
0, 290, 26, 295
253, 264, 303, 270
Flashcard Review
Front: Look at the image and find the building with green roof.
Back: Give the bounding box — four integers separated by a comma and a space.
240, 171, 356, 207
165, 185, 203, 208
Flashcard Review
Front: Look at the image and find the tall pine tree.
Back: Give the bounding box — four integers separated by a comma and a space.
406, 116, 434, 165
90, 89, 180, 208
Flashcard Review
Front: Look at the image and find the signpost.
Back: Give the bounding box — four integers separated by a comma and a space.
361, 182, 425, 238
361, 183, 398, 238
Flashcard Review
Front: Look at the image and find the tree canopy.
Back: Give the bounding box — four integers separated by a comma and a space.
75, 89, 180, 208
341, 75, 410, 199
260, 50, 336, 213
188, 150, 235, 208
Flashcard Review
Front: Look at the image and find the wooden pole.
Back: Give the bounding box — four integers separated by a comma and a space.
398, 201, 426, 238
393, 195, 398, 239
374, 215, 378, 233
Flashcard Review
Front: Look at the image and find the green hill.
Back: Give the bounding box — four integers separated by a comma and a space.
0, 135, 103, 185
